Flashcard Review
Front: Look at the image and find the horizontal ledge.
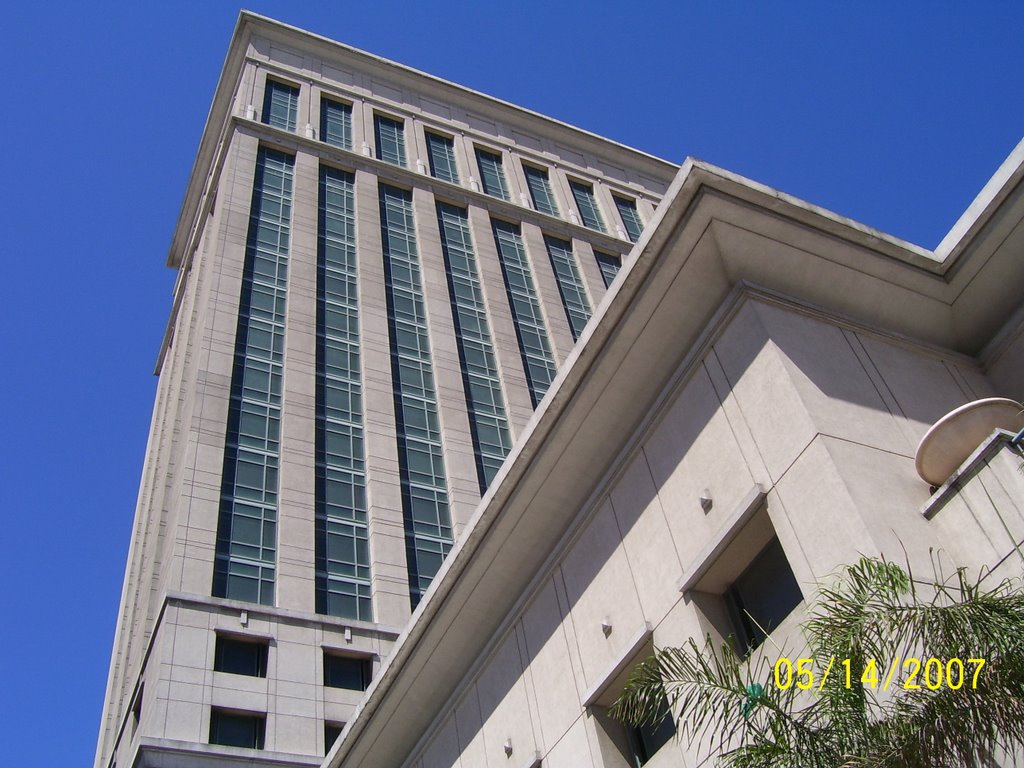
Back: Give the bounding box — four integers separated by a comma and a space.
581, 622, 653, 708
921, 429, 1020, 520
678, 483, 768, 594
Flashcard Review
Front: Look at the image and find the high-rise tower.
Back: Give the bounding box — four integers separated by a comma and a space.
95, 12, 675, 768
98, 12, 1024, 768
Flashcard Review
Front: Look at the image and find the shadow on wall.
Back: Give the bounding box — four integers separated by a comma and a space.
416, 294, 997, 764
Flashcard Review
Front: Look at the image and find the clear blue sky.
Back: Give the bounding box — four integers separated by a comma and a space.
2, 2, 1021, 764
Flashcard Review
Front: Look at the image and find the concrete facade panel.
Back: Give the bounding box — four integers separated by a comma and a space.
559, 501, 645, 694
518, 578, 582, 752
712, 301, 818, 483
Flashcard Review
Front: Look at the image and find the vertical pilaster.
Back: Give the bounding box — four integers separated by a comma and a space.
409, 117, 430, 176
638, 197, 658, 223
506, 152, 531, 210
594, 183, 623, 243
276, 149, 319, 612
573, 239, 607, 310
354, 169, 411, 626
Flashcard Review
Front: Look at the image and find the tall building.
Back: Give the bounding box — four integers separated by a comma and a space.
95, 12, 675, 768
97, 12, 1024, 768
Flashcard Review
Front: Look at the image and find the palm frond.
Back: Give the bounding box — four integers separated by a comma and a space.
610, 557, 1024, 767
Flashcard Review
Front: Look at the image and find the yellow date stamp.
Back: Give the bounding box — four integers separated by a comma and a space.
773, 657, 986, 691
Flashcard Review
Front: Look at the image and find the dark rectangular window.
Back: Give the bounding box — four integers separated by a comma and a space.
209, 709, 265, 749
524, 165, 559, 216
426, 132, 459, 184
321, 98, 352, 150
725, 536, 802, 654
131, 684, 143, 727
374, 115, 406, 166
544, 235, 591, 341
324, 722, 344, 754
614, 195, 644, 242
628, 695, 674, 765
594, 251, 621, 288
570, 180, 606, 232
262, 79, 298, 132
475, 148, 509, 201
214, 635, 268, 677
323, 653, 372, 691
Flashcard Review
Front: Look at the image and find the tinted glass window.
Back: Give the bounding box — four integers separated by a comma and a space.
209, 710, 265, 749
726, 537, 802, 653
323, 654, 372, 690
214, 636, 268, 677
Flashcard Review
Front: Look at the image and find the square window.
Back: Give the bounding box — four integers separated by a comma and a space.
262, 79, 298, 132
209, 709, 265, 749
680, 489, 804, 656
214, 635, 269, 677
475, 148, 509, 201
724, 536, 802, 654
374, 115, 406, 166
613, 195, 644, 243
523, 164, 559, 216
323, 652, 373, 690
585, 630, 675, 767
594, 251, 621, 288
569, 180, 606, 232
321, 98, 353, 150
627, 694, 675, 765
426, 132, 459, 184
324, 721, 345, 754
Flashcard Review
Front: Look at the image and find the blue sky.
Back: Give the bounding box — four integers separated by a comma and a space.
2, 2, 1021, 764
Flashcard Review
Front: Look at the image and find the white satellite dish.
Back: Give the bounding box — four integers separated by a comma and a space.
915, 398, 1024, 486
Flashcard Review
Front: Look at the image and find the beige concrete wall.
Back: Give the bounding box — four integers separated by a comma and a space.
927, 438, 1024, 583
404, 295, 1008, 768
130, 599, 398, 759
985, 310, 1024, 402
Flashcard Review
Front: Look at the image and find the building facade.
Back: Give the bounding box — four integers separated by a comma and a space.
97, 12, 1024, 768
94, 12, 676, 768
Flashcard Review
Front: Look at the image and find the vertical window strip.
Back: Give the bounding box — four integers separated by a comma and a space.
615, 196, 644, 242
315, 166, 372, 621
544, 236, 591, 341
491, 220, 557, 406
476, 149, 509, 201
213, 148, 294, 606
379, 185, 453, 606
570, 180, 606, 233
524, 165, 559, 216
595, 251, 621, 288
262, 80, 298, 132
321, 99, 353, 150
436, 203, 512, 491
426, 133, 460, 184
374, 115, 406, 166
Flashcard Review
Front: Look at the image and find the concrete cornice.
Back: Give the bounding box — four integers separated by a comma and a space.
165, 13, 250, 270
164, 11, 676, 272
325, 141, 1024, 768
936, 136, 1024, 261
238, 12, 677, 176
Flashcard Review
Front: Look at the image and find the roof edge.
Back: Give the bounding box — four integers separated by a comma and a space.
935, 135, 1024, 261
